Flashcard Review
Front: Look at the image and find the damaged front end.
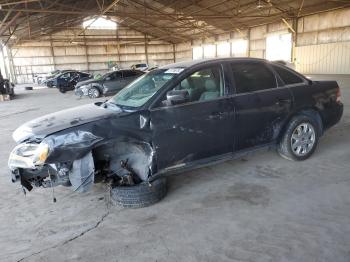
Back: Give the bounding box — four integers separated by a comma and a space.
9, 130, 155, 194
8, 140, 95, 193
8, 100, 157, 195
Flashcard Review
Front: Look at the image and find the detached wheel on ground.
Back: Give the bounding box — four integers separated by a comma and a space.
278, 113, 322, 161
88, 87, 100, 98
110, 177, 167, 208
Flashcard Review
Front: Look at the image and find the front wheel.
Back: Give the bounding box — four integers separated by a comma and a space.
88, 87, 100, 98
110, 177, 167, 208
278, 114, 321, 161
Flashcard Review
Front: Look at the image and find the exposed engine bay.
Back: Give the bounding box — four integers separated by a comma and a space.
9, 139, 154, 194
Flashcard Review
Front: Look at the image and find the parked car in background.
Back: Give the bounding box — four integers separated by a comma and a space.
46, 70, 93, 93
131, 63, 148, 71
147, 66, 158, 72
45, 70, 71, 87
33, 70, 62, 85
75, 69, 144, 98
8, 58, 343, 207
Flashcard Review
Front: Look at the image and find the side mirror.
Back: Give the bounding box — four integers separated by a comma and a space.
166, 90, 189, 105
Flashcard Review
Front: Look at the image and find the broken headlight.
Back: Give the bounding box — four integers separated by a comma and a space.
8, 142, 49, 169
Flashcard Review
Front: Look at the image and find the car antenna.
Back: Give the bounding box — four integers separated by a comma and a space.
48, 169, 57, 203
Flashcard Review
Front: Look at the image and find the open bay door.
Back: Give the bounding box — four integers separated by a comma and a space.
266, 32, 292, 62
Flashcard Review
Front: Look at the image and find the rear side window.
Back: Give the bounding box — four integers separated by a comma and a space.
231, 62, 276, 94
272, 65, 304, 85
123, 70, 138, 77
110, 72, 122, 80
60, 72, 71, 78
80, 72, 90, 77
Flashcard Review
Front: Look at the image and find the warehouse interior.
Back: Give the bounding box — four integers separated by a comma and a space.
0, 1, 350, 262
1, 0, 350, 83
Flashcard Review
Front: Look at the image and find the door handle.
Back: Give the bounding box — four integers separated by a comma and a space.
209, 112, 225, 120
275, 99, 291, 106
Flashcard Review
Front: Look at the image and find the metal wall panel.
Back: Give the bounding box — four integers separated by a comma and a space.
11, 28, 175, 83
295, 42, 350, 74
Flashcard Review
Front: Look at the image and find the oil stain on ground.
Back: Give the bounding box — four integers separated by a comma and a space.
201, 182, 270, 207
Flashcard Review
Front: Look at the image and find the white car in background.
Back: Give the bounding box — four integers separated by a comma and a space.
131, 63, 149, 71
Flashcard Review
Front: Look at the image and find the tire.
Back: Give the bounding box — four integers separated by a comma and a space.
58, 86, 66, 93
278, 113, 321, 161
88, 87, 100, 98
110, 177, 167, 208
74, 88, 83, 98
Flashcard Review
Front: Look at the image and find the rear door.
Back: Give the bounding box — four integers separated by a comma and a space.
150, 64, 234, 170
229, 61, 293, 150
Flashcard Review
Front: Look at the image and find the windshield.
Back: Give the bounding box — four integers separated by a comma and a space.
109, 69, 180, 108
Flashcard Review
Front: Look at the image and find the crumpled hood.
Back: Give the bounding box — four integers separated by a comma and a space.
76, 78, 102, 88
13, 103, 116, 143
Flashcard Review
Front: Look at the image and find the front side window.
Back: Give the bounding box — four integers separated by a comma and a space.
173, 66, 223, 102
231, 62, 276, 94
271, 64, 304, 85
106, 71, 121, 80
60, 72, 71, 79
109, 69, 179, 108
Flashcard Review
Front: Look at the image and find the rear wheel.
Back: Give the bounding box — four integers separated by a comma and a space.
278, 114, 321, 161
88, 87, 100, 98
58, 85, 66, 93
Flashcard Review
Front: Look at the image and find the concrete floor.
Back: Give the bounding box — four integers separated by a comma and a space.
0, 76, 349, 262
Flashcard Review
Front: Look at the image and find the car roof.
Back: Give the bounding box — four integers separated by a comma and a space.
160, 57, 267, 69
114, 69, 144, 72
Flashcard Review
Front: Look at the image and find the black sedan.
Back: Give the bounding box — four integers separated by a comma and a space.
75, 69, 144, 98
8, 58, 343, 207
46, 70, 92, 92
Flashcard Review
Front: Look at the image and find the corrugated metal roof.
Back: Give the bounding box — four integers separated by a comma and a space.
0, 0, 349, 45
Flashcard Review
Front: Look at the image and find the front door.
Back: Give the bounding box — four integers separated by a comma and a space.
103, 71, 123, 92
150, 65, 234, 170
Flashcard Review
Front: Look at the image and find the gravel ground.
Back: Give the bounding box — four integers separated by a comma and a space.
0, 76, 349, 262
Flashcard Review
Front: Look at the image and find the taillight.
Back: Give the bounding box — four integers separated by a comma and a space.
336, 87, 341, 102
